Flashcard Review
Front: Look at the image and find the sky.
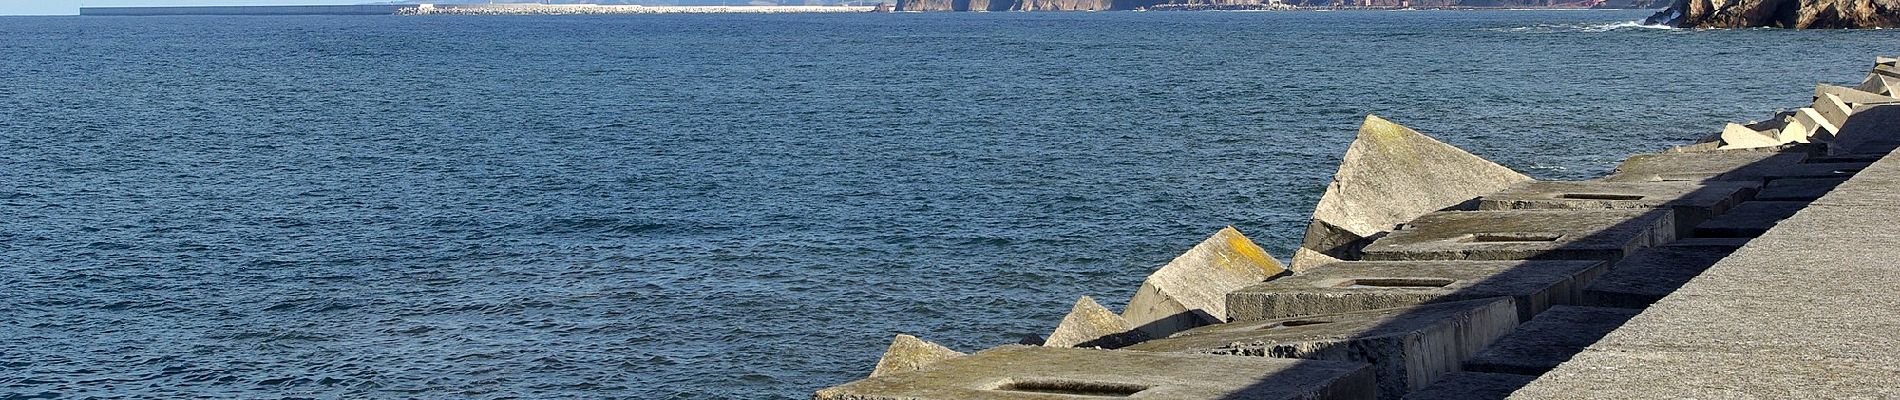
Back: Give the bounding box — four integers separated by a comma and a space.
2, 0, 373, 15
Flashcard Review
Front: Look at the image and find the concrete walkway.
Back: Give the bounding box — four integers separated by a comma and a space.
1510, 150, 1900, 398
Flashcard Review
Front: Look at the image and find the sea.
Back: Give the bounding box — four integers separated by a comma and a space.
1, 9, 1894, 399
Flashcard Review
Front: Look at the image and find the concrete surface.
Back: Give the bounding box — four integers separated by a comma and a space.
1754, 177, 1848, 201
1293, 115, 1531, 270
1045, 296, 1148, 348
1758, 161, 1871, 181
870, 334, 966, 378
1601, 150, 1807, 182
819, 345, 1378, 400
1828, 104, 1900, 156
1475, 180, 1756, 239
1401, 372, 1535, 400
1580, 243, 1741, 309
1226, 260, 1604, 323
1127, 299, 1520, 400
1718, 122, 1782, 149
1462, 306, 1640, 375
1124, 227, 1287, 339
1691, 201, 1808, 238
1360, 209, 1674, 264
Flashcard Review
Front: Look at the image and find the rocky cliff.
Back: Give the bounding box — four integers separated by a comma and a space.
1646, 0, 1900, 28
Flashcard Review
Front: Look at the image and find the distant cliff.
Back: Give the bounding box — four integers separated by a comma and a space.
1645, 0, 1900, 27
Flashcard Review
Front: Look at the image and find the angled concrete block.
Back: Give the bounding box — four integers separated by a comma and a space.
1359, 209, 1675, 265
870, 334, 966, 378
1815, 83, 1900, 106
1462, 306, 1641, 375
1692, 201, 1809, 238
1828, 104, 1900, 156
1475, 180, 1757, 239
1226, 260, 1605, 323
1601, 150, 1808, 183
1294, 115, 1531, 269
818, 346, 1377, 400
1123, 227, 1287, 338
1779, 113, 1816, 143
1717, 122, 1783, 149
1815, 93, 1854, 136
1791, 107, 1836, 142
1756, 177, 1849, 201
1582, 241, 1741, 308
1878, 55, 1899, 67
1402, 371, 1535, 400
1045, 296, 1148, 349
1127, 299, 1520, 400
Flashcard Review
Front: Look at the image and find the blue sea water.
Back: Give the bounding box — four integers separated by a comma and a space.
0, 10, 1895, 399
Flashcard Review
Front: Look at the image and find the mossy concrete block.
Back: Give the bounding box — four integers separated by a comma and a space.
817, 346, 1378, 400
1126, 299, 1520, 400
1581, 243, 1741, 309
1476, 180, 1756, 239
1123, 227, 1287, 339
1691, 201, 1808, 238
1755, 177, 1849, 201
1360, 209, 1675, 264
1226, 260, 1604, 323
1401, 371, 1535, 400
1462, 306, 1641, 375
1600, 151, 1807, 183
1293, 115, 1531, 270
1045, 296, 1148, 349
870, 334, 966, 378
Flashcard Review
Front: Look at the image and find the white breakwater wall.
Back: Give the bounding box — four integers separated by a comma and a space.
402, 4, 876, 15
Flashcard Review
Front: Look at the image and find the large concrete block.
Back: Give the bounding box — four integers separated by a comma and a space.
1462, 306, 1640, 375
1044, 296, 1148, 349
870, 334, 966, 378
1815, 93, 1854, 137
1226, 260, 1605, 323
1126, 299, 1520, 400
1475, 180, 1757, 239
1581, 242, 1741, 309
1401, 371, 1535, 400
1293, 115, 1531, 270
1815, 83, 1900, 106
1792, 107, 1839, 142
1828, 104, 1900, 156
1716, 122, 1782, 149
1600, 150, 1808, 183
1691, 201, 1809, 238
1755, 177, 1849, 201
1359, 209, 1675, 264
817, 345, 1378, 400
1123, 227, 1287, 339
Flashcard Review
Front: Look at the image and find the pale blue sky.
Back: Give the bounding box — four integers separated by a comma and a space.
3, 0, 374, 15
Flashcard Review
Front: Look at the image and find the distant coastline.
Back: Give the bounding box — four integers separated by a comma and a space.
78, 2, 1656, 16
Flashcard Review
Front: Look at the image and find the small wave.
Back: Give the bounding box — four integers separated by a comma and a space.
1484, 20, 1674, 33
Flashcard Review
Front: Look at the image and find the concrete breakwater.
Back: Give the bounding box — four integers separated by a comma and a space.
817, 56, 1900, 399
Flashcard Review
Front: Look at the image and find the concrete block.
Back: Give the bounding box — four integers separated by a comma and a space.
1815, 93, 1854, 137
1226, 260, 1605, 323
1600, 150, 1807, 183
1509, 351, 1900, 399
1815, 83, 1900, 106
1716, 122, 1782, 149
1829, 104, 1900, 156
1462, 306, 1641, 375
1879, 55, 1900, 67
1045, 296, 1148, 349
1123, 227, 1287, 339
1359, 209, 1675, 264
870, 334, 966, 378
1401, 371, 1535, 400
1475, 180, 1757, 239
1126, 299, 1520, 400
817, 345, 1378, 400
1691, 201, 1808, 238
1581, 243, 1740, 309
1755, 177, 1849, 201
1779, 112, 1816, 143
1294, 115, 1531, 269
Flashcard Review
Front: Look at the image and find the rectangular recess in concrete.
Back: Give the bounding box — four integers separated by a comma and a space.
1125, 299, 1519, 400
1581, 243, 1741, 309
1360, 209, 1675, 264
1226, 260, 1605, 323
1476, 180, 1757, 239
1462, 306, 1641, 375
1691, 201, 1809, 238
815, 345, 1377, 400
1601, 151, 1808, 183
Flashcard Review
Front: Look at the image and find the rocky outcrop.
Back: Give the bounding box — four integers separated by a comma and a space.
1646, 0, 1900, 28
